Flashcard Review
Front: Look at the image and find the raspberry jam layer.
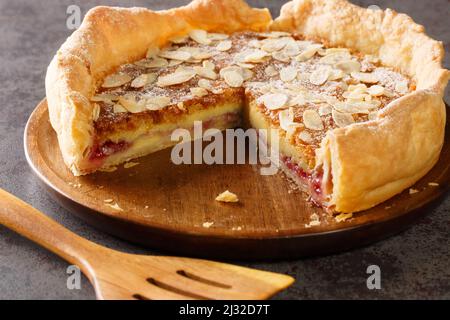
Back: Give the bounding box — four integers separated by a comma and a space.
90, 140, 130, 161
282, 156, 325, 207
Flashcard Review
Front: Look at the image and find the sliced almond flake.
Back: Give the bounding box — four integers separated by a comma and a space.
216, 40, 232, 51
261, 37, 290, 52
298, 131, 313, 143
92, 104, 100, 121
351, 72, 379, 84
332, 110, 355, 127
395, 80, 409, 94
278, 109, 293, 131
144, 95, 171, 111
146, 46, 160, 58
302, 109, 324, 130
190, 87, 208, 97
177, 101, 186, 111
198, 78, 212, 90
409, 188, 419, 195
324, 48, 350, 56
328, 69, 345, 81
368, 85, 385, 96
189, 49, 213, 60
158, 49, 191, 61
135, 57, 168, 68
332, 100, 372, 114
309, 67, 330, 86
130, 73, 157, 88
318, 104, 332, 116
428, 182, 439, 187
237, 62, 255, 69
169, 34, 189, 44
272, 51, 290, 62
260, 93, 288, 110
319, 52, 351, 65
189, 29, 211, 45
223, 70, 244, 87
283, 41, 300, 56
102, 73, 132, 88
259, 31, 291, 38
103, 199, 114, 203
194, 66, 217, 80
264, 65, 278, 77
113, 103, 127, 114
215, 190, 239, 203
118, 95, 146, 113
168, 59, 184, 66
368, 111, 378, 121
156, 68, 196, 86
288, 94, 306, 107
207, 33, 229, 41
280, 66, 297, 82
365, 54, 380, 64
220, 65, 252, 81
335, 60, 361, 74
249, 39, 261, 48
90, 93, 119, 103
243, 49, 268, 63
202, 60, 215, 70
295, 44, 322, 61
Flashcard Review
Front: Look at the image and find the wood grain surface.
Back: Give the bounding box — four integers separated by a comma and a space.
24, 100, 450, 260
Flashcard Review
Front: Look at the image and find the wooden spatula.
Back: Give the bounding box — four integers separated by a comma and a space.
0, 188, 294, 299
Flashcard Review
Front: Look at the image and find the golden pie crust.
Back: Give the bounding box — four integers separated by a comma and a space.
46, 0, 449, 213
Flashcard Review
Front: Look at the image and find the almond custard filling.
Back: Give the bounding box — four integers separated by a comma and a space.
90, 30, 413, 210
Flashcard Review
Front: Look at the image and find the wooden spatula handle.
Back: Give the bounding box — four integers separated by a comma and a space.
0, 188, 102, 273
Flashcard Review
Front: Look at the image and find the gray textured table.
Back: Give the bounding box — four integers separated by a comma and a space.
0, 0, 449, 300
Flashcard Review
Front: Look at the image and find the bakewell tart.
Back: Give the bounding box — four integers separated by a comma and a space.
45, 0, 449, 213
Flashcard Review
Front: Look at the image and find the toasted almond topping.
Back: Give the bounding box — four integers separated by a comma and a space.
169, 34, 189, 44
190, 87, 208, 97
135, 57, 168, 68
261, 37, 290, 52
248, 39, 261, 48
90, 93, 119, 103
428, 182, 439, 187
168, 59, 184, 66
335, 60, 361, 74
279, 66, 297, 82
260, 93, 288, 110
146, 46, 160, 58
365, 54, 380, 64
272, 51, 290, 62
194, 66, 217, 80
158, 49, 191, 61
215, 190, 239, 203
92, 104, 100, 121
310, 67, 330, 86
198, 78, 212, 90
102, 73, 132, 88
409, 188, 419, 194
332, 100, 371, 114
264, 65, 278, 77
202, 60, 215, 70
130, 73, 157, 88
283, 41, 300, 56
328, 69, 345, 81
223, 70, 244, 87
302, 109, 323, 130
207, 32, 229, 41
144, 96, 171, 110
332, 110, 355, 127
189, 29, 211, 45
278, 109, 294, 132
318, 104, 332, 116
216, 40, 232, 51
113, 103, 127, 113
351, 72, 379, 84
395, 80, 409, 94
259, 31, 291, 38
298, 131, 313, 143
156, 68, 196, 86
177, 101, 186, 111
319, 52, 351, 64
368, 85, 385, 96
105, 202, 123, 211
237, 62, 255, 69
118, 95, 146, 113
243, 49, 268, 63
295, 44, 322, 61
124, 162, 139, 169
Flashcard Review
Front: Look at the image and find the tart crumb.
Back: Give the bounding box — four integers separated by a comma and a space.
335, 212, 353, 223
103, 199, 114, 203
100, 166, 117, 173
305, 213, 321, 228
231, 226, 243, 231
409, 188, 419, 194
105, 203, 123, 211
124, 161, 139, 169
202, 221, 214, 228
428, 182, 439, 187
215, 190, 239, 203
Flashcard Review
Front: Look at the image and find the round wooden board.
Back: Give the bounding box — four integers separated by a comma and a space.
24, 100, 450, 260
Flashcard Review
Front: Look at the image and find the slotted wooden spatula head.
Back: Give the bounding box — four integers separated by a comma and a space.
88, 252, 294, 300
